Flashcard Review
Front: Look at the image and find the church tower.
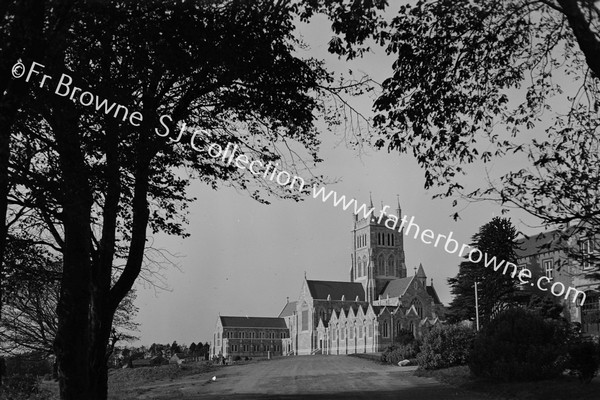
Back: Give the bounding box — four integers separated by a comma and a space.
351, 196, 407, 303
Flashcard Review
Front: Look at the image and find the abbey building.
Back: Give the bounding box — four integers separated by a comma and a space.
211, 201, 445, 358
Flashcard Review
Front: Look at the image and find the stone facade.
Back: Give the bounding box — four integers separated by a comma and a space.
516, 229, 600, 336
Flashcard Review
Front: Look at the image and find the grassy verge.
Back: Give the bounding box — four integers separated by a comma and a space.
416, 366, 600, 400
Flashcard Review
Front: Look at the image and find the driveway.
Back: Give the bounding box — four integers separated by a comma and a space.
133, 355, 489, 399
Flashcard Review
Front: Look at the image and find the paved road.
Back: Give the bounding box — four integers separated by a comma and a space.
135, 355, 489, 400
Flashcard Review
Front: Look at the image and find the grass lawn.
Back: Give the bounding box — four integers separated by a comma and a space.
416, 366, 600, 400
38, 361, 219, 400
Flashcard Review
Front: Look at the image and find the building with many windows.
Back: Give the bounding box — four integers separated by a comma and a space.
516, 228, 599, 336
211, 316, 288, 359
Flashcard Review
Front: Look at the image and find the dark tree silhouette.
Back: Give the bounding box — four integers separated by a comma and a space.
1, 1, 387, 398
447, 217, 523, 327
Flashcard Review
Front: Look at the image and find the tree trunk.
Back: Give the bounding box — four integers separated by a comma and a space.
88, 303, 113, 400
52, 108, 93, 399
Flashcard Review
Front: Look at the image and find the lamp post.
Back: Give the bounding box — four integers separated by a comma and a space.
474, 280, 480, 332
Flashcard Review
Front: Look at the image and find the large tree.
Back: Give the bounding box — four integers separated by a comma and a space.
2, 0, 387, 398
447, 217, 523, 326
373, 0, 600, 262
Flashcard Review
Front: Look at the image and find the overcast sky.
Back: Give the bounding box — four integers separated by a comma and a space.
132, 9, 545, 347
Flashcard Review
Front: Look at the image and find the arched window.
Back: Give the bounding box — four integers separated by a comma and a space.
362, 255, 368, 276
357, 259, 362, 277
410, 298, 423, 318
387, 255, 395, 276
392, 234, 395, 246
377, 254, 384, 275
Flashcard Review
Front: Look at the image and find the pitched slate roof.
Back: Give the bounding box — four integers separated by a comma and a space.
426, 285, 442, 305
515, 228, 574, 258
306, 280, 365, 301
379, 276, 413, 298
278, 301, 297, 318
219, 316, 287, 329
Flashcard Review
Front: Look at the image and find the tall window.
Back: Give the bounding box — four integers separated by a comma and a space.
368, 324, 373, 338
382, 320, 389, 338
387, 233, 390, 246
349, 325, 354, 339
387, 255, 395, 276
543, 259, 553, 278
410, 298, 423, 318
392, 234, 394, 246
362, 255, 368, 276
301, 309, 309, 331
581, 239, 594, 269
377, 254, 384, 275
357, 259, 362, 277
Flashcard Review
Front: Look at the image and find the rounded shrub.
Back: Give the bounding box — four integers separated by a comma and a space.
469, 307, 568, 381
381, 342, 421, 365
416, 324, 475, 370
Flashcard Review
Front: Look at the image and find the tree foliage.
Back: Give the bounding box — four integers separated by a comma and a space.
447, 217, 523, 326
373, 0, 600, 249
1, 1, 386, 398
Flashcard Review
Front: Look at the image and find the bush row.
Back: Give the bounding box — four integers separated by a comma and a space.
390, 307, 600, 383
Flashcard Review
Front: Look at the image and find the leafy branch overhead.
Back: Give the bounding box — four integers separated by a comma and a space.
373, 0, 600, 238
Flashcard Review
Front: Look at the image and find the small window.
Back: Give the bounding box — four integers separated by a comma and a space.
392, 234, 394, 246
543, 259, 553, 278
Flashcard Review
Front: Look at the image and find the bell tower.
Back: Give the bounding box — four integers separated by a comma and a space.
351, 196, 407, 303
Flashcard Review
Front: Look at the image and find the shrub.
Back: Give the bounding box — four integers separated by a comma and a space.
381, 342, 421, 365
0, 374, 40, 400
469, 307, 568, 381
395, 329, 416, 346
417, 324, 475, 370
567, 339, 600, 383
233, 355, 242, 361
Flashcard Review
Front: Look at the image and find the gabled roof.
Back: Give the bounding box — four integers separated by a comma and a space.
515, 228, 573, 258
219, 316, 287, 329
426, 285, 442, 305
278, 301, 297, 318
379, 276, 413, 298
416, 263, 426, 278
306, 280, 365, 301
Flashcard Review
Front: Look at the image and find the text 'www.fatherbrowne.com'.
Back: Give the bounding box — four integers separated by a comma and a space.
12, 60, 586, 306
